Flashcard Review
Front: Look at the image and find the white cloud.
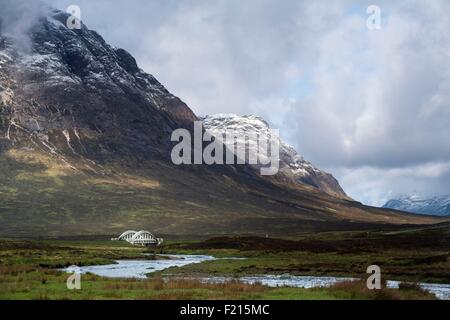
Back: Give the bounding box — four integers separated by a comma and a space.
0, 0, 50, 51
334, 161, 450, 206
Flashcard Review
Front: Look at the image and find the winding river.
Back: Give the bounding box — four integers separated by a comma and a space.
63, 254, 450, 300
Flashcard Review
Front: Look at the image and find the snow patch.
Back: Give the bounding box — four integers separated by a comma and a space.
62, 129, 77, 154
202, 114, 323, 179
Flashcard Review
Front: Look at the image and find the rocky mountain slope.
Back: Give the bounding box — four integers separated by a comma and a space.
384, 194, 450, 216
0, 8, 196, 164
0, 6, 446, 237
202, 114, 348, 199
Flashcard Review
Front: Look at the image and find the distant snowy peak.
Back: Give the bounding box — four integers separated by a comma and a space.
383, 194, 450, 216
202, 114, 349, 199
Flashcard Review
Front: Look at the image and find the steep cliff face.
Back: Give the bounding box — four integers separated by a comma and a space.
202, 114, 349, 199
0, 9, 197, 165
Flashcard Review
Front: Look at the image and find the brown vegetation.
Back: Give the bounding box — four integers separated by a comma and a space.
330, 280, 436, 300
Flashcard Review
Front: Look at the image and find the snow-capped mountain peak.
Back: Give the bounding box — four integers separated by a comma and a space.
383, 194, 450, 216
202, 114, 348, 199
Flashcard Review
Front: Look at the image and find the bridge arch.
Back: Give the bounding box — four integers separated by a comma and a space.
115, 230, 163, 246
118, 230, 137, 241
130, 230, 158, 245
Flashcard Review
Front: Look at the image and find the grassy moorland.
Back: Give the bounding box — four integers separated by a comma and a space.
0, 271, 434, 300
154, 224, 450, 284
0, 224, 448, 300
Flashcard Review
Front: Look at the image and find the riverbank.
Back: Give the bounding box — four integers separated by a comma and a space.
151, 226, 450, 284
0, 225, 448, 300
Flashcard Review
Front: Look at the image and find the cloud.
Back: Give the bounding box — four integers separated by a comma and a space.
281, 0, 450, 203
0, 0, 50, 51
42, 0, 346, 114
333, 161, 450, 206
290, 1, 450, 167
38, 0, 450, 205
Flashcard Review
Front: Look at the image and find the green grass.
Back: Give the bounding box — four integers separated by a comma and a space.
149, 228, 450, 284
0, 268, 434, 300
153, 250, 450, 284
0, 239, 154, 268
0, 234, 445, 300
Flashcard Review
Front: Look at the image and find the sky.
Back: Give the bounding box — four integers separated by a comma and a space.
33, 0, 450, 206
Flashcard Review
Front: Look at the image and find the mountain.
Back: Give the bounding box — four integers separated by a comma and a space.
0, 6, 446, 237
0, 8, 197, 162
383, 194, 450, 216
202, 114, 348, 199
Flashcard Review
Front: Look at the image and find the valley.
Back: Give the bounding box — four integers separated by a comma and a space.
0, 4, 449, 304
0, 223, 448, 300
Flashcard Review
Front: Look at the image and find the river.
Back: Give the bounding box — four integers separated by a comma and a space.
63, 254, 450, 300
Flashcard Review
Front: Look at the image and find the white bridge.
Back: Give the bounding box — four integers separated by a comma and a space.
112, 230, 163, 246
